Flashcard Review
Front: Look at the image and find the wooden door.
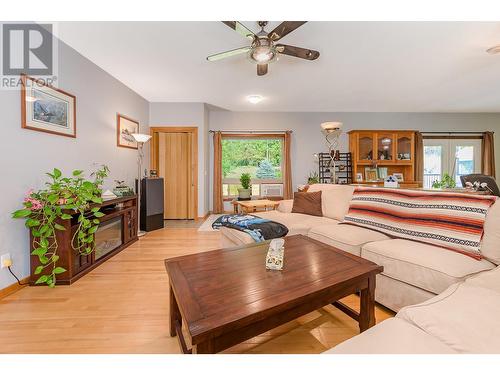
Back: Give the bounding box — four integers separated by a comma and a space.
158, 132, 193, 219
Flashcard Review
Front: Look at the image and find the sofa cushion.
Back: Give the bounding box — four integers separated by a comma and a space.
256, 211, 337, 235
465, 266, 500, 294
480, 200, 500, 265
397, 283, 500, 353
308, 222, 389, 256
307, 184, 355, 221
361, 239, 495, 294
220, 226, 255, 247
324, 318, 456, 354
277, 199, 293, 213
292, 191, 323, 216
375, 274, 436, 312
220, 211, 338, 247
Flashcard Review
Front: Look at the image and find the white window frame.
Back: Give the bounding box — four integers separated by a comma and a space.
221, 136, 285, 198
423, 138, 481, 188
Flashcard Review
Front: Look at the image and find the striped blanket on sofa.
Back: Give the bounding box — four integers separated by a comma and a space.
343, 187, 497, 259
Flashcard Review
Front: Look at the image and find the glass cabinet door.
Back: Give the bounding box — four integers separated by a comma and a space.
397, 134, 412, 161
358, 134, 374, 161
377, 134, 394, 161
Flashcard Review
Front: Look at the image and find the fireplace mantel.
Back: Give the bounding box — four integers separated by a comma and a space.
29, 195, 138, 285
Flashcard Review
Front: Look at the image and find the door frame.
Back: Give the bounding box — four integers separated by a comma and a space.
150, 126, 198, 219
423, 137, 482, 187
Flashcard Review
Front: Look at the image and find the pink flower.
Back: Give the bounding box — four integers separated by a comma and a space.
24, 189, 43, 210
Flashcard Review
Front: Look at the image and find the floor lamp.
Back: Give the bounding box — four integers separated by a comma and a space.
132, 133, 152, 237
320, 122, 343, 184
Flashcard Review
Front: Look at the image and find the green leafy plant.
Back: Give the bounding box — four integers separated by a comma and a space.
12, 165, 109, 287
431, 173, 456, 189
308, 171, 319, 184
240, 173, 251, 190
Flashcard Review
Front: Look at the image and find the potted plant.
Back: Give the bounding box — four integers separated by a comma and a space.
238, 173, 252, 200
12, 165, 109, 287
308, 171, 319, 185
431, 173, 456, 189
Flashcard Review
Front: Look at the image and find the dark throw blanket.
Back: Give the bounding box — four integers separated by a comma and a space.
212, 214, 288, 242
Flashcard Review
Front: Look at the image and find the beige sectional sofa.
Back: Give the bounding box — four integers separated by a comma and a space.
326, 266, 500, 353
220, 184, 500, 312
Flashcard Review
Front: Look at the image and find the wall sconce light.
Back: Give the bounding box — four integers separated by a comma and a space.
320, 122, 343, 183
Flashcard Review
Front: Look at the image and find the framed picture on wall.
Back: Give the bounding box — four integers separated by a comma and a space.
378, 167, 388, 179
364, 167, 378, 182
117, 114, 139, 149
21, 74, 76, 138
393, 173, 404, 182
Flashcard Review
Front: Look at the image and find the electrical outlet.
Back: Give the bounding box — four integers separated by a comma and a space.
1, 253, 12, 268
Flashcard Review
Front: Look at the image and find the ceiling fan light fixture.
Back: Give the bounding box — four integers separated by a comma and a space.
248, 45, 277, 64
246, 95, 264, 104
210, 21, 318, 76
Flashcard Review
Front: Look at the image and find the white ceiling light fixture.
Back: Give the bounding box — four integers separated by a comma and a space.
247, 95, 264, 104
248, 38, 278, 64
486, 45, 500, 54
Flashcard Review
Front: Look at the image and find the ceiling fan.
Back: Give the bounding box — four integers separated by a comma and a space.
207, 21, 320, 76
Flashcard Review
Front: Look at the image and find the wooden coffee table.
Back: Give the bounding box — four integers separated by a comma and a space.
235, 199, 280, 213
165, 234, 383, 354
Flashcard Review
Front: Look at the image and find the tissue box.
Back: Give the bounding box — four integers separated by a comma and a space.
384, 180, 399, 188
266, 238, 285, 270
384, 175, 399, 188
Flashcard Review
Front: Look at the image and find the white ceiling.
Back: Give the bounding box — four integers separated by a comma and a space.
57, 21, 500, 112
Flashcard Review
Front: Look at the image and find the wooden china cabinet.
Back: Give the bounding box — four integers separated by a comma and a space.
348, 130, 421, 188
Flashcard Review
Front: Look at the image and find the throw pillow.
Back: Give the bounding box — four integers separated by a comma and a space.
292, 191, 323, 217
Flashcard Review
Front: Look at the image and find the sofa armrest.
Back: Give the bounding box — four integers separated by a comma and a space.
277, 199, 294, 213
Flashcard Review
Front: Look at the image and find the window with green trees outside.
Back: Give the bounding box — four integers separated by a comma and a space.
222, 137, 283, 197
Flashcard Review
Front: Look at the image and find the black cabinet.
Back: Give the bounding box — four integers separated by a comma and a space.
140, 178, 164, 232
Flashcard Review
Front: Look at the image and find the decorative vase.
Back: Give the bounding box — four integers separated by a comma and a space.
238, 188, 251, 200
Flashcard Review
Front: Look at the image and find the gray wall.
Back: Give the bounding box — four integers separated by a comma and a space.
208, 111, 500, 210
149, 102, 209, 216
0, 40, 149, 289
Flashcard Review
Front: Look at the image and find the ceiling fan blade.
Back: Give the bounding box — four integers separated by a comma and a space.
257, 64, 268, 76
276, 44, 320, 60
268, 21, 307, 41
207, 46, 251, 61
222, 21, 255, 40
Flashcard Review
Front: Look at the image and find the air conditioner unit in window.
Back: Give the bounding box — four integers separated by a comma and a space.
261, 183, 283, 197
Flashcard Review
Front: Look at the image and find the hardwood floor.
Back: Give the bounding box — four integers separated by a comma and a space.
0, 225, 394, 354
